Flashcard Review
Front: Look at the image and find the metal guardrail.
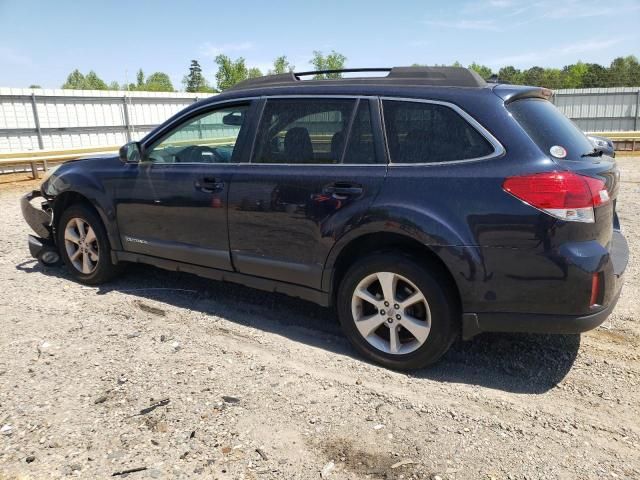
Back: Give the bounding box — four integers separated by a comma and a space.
0, 145, 119, 179
588, 131, 640, 154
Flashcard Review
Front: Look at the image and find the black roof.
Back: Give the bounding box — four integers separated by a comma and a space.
229, 67, 487, 91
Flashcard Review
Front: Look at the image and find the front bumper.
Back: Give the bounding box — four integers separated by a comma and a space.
20, 190, 52, 240
28, 234, 57, 259
463, 230, 629, 339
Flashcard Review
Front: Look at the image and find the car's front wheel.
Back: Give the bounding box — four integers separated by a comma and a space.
337, 253, 458, 370
57, 204, 121, 285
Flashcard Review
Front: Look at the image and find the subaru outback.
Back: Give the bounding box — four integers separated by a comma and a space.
21, 66, 629, 369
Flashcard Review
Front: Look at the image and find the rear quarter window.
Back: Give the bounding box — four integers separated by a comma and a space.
507, 98, 595, 161
382, 100, 495, 164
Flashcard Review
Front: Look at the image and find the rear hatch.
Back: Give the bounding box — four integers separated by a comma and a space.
506, 97, 620, 248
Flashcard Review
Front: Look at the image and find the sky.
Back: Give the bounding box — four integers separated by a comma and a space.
1, 0, 639, 89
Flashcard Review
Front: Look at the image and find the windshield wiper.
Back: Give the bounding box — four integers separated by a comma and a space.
581, 148, 603, 158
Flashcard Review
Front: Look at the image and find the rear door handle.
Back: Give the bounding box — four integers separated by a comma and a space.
195, 176, 224, 193
323, 182, 363, 196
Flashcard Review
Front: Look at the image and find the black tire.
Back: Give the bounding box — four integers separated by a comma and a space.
337, 252, 458, 370
57, 203, 122, 285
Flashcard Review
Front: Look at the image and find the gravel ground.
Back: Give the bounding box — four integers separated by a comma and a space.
0, 158, 638, 480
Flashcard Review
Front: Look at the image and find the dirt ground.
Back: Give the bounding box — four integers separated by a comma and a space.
0, 158, 638, 480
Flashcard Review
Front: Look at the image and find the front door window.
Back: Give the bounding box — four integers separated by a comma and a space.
145, 105, 249, 164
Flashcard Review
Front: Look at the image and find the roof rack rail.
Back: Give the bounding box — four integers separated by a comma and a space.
294, 68, 392, 77
229, 66, 487, 90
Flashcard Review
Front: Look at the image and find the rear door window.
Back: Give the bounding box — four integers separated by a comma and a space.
343, 100, 377, 164
252, 99, 355, 164
382, 100, 494, 163
507, 98, 595, 160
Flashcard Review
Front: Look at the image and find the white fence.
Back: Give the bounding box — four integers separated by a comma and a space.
0, 88, 214, 153
552, 87, 640, 132
1, 86, 639, 155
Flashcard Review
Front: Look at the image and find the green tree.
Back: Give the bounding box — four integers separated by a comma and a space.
214, 54, 249, 90
608, 55, 640, 87
144, 72, 174, 92
560, 62, 588, 88
183, 60, 213, 92
522, 66, 545, 86
498, 66, 522, 84
84, 71, 108, 90
136, 69, 145, 90
270, 55, 294, 74
62, 69, 86, 89
468, 62, 493, 79
582, 63, 608, 88
629, 56, 640, 86
310, 50, 347, 78
108, 81, 120, 90
247, 67, 263, 79
28, 84, 41, 89
540, 68, 563, 89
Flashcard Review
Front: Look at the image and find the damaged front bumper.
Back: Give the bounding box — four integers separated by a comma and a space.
20, 190, 56, 259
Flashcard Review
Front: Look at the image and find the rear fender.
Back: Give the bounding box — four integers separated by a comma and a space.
322, 206, 484, 308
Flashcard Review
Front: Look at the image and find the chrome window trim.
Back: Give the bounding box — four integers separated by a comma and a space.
380, 96, 506, 166
244, 95, 384, 167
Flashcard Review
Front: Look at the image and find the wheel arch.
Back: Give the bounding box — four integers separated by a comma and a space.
52, 190, 122, 251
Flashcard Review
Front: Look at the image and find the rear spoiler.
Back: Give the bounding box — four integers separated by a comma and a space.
492, 84, 553, 104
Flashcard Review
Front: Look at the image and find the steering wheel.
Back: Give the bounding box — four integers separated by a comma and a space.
175, 145, 225, 163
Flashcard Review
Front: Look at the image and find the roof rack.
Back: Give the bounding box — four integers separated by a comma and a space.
229, 66, 487, 90
294, 67, 392, 77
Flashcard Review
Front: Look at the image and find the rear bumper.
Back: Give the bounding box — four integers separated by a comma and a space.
20, 190, 52, 240
463, 230, 628, 339
463, 287, 622, 339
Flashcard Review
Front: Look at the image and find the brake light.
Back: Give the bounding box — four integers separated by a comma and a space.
503, 171, 609, 223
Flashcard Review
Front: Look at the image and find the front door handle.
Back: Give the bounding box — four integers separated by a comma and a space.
195, 176, 224, 193
323, 182, 363, 196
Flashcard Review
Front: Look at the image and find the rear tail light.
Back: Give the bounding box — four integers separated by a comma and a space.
503, 171, 609, 223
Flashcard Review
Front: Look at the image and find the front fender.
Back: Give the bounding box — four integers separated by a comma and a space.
44, 166, 122, 251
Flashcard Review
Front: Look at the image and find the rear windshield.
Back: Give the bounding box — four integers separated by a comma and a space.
508, 98, 594, 160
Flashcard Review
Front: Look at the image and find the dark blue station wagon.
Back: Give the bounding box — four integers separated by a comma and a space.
22, 67, 629, 369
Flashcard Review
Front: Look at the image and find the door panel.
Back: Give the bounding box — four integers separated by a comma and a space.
227, 98, 386, 289
116, 163, 233, 269
229, 165, 385, 287
115, 102, 253, 271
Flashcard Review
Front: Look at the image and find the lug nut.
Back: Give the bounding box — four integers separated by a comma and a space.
396, 314, 401, 320
387, 317, 393, 323
384, 301, 389, 307
394, 304, 400, 309
380, 310, 386, 316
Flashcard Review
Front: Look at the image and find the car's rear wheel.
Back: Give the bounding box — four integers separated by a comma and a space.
57, 204, 121, 285
337, 253, 457, 370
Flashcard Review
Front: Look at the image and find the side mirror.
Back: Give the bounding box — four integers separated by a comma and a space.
119, 142, 142, 163
222, 112, 244, 126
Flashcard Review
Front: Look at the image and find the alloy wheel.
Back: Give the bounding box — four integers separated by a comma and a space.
64, 217, 99, 274
351, 272, 431, 355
